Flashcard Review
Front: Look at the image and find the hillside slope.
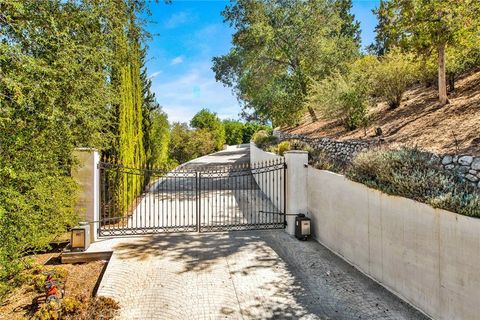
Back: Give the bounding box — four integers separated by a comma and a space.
284, 70, 480, 155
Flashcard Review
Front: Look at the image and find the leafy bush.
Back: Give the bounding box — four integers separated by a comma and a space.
252, 130, 269, 144
309, 71, 369, 130
169, 123, 216, 165
309, 149, 345, 173
223, 120, 245, 145
252, 131, 278, 149
223, 120, 272, 146
242, 123, 272, 143
372, 50, 420, 109
268, 141, 291, 156
347, 147, 480, 217
33, 295, 119, 320
190, 109, 226, 151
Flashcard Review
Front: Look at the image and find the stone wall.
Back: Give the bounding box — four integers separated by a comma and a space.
441, 155, 480, 187
274, 130, 480, 188
273, 131, 380, 164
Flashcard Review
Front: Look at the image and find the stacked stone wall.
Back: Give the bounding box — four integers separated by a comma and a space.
274, 131, 480, 188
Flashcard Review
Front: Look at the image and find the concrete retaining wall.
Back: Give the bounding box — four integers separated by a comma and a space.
307, 167, 480, 320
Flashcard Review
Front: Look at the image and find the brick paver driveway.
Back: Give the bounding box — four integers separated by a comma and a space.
91, 145, 428, 319
92, 230, 427, 319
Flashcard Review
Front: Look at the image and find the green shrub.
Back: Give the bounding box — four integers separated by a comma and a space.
252, 130, 269, 144
309, 71, 369, 130
242, 123, 272, 143
252, 131, 278, 150
223, 120, 245, 145
347, 147, 480, 217
372, 50, 420, 109
309, 149, 345, 173
276, 141, 292, 156
190, 109, 226, 151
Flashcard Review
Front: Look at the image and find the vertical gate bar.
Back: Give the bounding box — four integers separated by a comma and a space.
148, 169, 150, 230
182, 172, 185, 229
252, 163, 256, 226
260, 162, 266, 224
140, 169, 143, 231
283, 162, 287, 228
174, 172, 177, 228
250, 164, 254, 226
197, 172, 201, 232
155, 172, 158, 231
100, 164, 105, 235
162, 175, 165, 231
114, 165, 119, 233
243, 167, 246, 226
234, 169, 237, 228
208, 172, 211, 229
274, 162, 277, 225
220, 172, 222, 228
111, 165, 115, 233
269, 162, 272, 226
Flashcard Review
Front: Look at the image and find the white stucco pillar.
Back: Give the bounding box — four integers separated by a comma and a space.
284, 150, 309, 235
72, 148, 100, 242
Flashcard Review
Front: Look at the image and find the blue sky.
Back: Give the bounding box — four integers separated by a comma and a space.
144, 0, 380, 123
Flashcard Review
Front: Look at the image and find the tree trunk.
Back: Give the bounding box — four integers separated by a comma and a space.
447, 72, 455, 92
307, 106, 318, 122
438, 43, 448, 105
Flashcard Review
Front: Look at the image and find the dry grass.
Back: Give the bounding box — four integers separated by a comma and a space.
284, 70, 480, 155
0, 251, 106, 319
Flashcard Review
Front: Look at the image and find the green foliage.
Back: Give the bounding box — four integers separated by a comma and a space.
309, 69, 369, 130
147, 110, 171, 169
0, 0, 160, 285
269, 141, 292, 156
190, 109, 226, 151
372, 50, 420, 109
0, 0, 119, 283
169, 123, 216, 165
252, 130, 278, 149
223, 120, 245, 145
309, 150, 341, 172
376, 0, 480, 103
347, 147, 480, 217
140, 48, 171, 171
252, 130, 269, 144
33, 295, 120, 320
223, 120, 271, 145
213, 0, 360, 126
242, 123, 272, 143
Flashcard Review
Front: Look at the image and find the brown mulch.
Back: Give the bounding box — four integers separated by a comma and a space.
284, 70, 480, 155
0, 251, 107, 320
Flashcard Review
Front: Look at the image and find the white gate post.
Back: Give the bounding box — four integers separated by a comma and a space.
72, 148, 100, 242
284, 151, 309, 235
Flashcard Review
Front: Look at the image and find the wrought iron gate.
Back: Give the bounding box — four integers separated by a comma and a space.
98, 159, 286, 236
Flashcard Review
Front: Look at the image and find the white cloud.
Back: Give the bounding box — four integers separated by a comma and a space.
170, 56, 184, 65
151, 62, 241, 123
148, 71, 162, 79
164, 12, 190, 29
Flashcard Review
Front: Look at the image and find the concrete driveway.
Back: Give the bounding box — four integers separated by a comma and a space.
91, 145, 428, 319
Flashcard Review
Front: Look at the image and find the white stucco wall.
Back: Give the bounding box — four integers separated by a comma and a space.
72, 148, 100, 242
307, 167, 480, 320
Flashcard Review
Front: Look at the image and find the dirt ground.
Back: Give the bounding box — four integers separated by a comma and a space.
284, 70, 480, 155
0, 251, 106, 320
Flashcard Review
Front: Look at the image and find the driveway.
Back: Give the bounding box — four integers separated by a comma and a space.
91, 145, 428, 319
